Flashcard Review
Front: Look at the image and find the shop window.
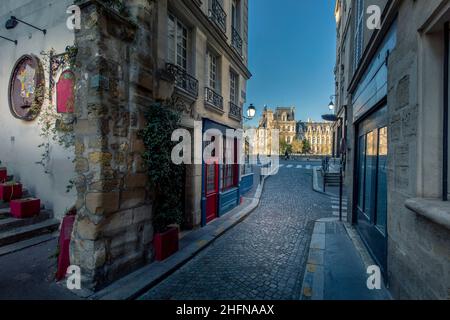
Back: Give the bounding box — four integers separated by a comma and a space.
223, 137, 238, 190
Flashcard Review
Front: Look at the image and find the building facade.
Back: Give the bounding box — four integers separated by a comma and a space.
297, 119, 333, 155
334, 0, 450, 299
254, 106, 296, 155
0, 0, 251, 291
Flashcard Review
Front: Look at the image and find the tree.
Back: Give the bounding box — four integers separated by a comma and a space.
302, 139, 311, 155
291, 138, 303, 154
279, 138, 293, 155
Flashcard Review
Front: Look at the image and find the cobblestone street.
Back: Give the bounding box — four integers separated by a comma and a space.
140, 161, 331, 300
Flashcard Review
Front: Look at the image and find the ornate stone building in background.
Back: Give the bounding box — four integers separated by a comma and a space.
254, 106, 296, 155
297, 119, 332, 155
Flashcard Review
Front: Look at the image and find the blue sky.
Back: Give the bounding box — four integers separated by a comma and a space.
246, 0, 336, 126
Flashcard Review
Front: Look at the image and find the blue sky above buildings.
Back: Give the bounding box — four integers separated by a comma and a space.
246, 0, 336, 126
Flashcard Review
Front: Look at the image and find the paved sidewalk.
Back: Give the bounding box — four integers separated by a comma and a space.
0, 236, 81, 300
301, 218, 391, 300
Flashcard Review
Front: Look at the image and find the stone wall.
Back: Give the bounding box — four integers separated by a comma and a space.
386, 0, 450, 300
70, 0, 157, 291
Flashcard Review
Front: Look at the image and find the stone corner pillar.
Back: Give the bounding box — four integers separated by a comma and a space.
70, 0, 155, 291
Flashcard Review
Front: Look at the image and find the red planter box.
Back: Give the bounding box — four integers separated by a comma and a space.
153, 227, 179, 261
56, 214, 76, 281
0, 183, 22, 202
10, 198, 41, 219
0, 168, 6, 183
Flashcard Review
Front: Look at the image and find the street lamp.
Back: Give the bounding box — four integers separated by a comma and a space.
244, 103, 256, 121
328, 95, 336, 111
322, 95, 338, 122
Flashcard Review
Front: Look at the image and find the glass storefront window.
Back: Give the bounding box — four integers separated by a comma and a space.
357, 135, 366, 210
364, 131, 377, 220
376, 127, 388, 233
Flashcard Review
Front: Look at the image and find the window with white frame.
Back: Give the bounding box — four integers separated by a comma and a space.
353, 0, 364, 72
230, 70, 239, 104
168, 13, 188, 71
207, 51, 220, 92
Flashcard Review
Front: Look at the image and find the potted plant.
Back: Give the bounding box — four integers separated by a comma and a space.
0, 181, 23, 202
139, 100, 184, 261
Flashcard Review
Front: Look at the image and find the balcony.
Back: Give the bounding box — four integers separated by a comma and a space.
231, 27, 243, 56
208, 0, 227, 35
166, 63, 199, 99
205, 87, 224, 113
229, 101, 242, 121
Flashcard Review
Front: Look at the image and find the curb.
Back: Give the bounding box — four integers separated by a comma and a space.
300, 218, 337, 300
312, 166, 326, 195
90, 169, 275, 300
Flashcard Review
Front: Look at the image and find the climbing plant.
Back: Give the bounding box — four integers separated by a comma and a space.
33, 46, 78, 193
139, 100, 184, 233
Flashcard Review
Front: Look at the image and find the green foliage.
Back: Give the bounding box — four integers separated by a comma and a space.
279, 138, 292, 155
302, 139, 312, 154
291, 138, 303, 154
139, 101, 184, 233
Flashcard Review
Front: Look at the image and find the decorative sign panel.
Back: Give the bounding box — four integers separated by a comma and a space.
8, 55, 44, 121
56, 70, 75, 113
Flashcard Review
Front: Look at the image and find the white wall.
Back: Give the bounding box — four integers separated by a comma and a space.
0, 0, 76, 219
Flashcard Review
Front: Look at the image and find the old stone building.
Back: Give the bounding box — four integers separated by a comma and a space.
297, 119, 332, 155
333, 0, 450, 299
253, 106, 296, 155
0, 0, 251, 292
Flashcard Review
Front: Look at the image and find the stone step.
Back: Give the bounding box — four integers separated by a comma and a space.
0, 232, 57, 257
0, 219, 60, 248
0, 210, 52, 232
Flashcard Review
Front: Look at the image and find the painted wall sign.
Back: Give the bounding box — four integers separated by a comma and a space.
8, 55, 45, 121
56, 70, 75, 113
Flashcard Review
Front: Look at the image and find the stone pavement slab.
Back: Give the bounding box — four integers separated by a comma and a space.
301, 218, 391, 300
0, 237, 81, 300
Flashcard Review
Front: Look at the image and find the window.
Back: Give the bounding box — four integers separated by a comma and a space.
208, 51, 220, 91
168, 14, 188, 70
353, 0, 364, 71
376, 127, 388, 233
231, 0, 240, 31
223, 137, 238, 190
230, 70, 239, 104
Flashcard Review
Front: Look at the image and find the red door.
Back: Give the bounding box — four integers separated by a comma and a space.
205, 159, 219, 223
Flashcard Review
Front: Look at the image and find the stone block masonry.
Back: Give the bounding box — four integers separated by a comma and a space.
70, 0, 158, 291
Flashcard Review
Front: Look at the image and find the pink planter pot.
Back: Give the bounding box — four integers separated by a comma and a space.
153, 227, 179, 261
10, 198, 40, 219
0, 183, 22, 202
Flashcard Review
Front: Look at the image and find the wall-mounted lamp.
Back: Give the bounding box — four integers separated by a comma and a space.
5, 16, 46, 35
328, 95, 337, 111
0, 35, 17, 45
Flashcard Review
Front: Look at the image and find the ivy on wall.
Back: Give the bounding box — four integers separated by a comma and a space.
139, 100, 184, 233
34, 46, 78, 193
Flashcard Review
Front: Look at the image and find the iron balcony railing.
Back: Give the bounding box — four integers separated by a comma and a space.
205, 87, 224, 111
229, 101, 242, 120
166, 63, 199, 99
231, 27, 243, 55
209, 0, 227, 34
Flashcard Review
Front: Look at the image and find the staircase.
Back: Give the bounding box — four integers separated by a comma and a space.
323, 172, 341, 187
0, 168, 60, 257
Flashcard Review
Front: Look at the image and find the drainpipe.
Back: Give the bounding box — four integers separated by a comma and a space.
443, 22, 449, 201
